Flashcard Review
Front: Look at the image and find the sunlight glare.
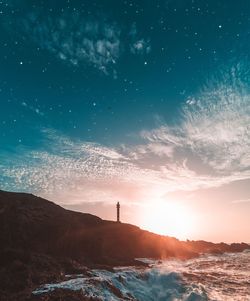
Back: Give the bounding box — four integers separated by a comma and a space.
140, 200, 196, 240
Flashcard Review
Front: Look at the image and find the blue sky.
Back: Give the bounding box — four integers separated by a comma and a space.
0, 0, 250, 242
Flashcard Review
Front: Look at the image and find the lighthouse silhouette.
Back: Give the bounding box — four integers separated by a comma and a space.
116, 202, 120, 223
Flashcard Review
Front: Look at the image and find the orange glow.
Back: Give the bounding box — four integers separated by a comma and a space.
139, 200, 196, 240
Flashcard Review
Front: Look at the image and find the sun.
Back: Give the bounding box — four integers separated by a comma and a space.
139, 200, 196, 240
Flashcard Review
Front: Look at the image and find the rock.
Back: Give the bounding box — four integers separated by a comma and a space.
0, 190, 249, 301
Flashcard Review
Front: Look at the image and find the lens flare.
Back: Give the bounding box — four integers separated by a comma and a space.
139, 200, 196, 240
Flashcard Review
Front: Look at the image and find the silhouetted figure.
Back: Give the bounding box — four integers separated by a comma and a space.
116, 202, 120, 223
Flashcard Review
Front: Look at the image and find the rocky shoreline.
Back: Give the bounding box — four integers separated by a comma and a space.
0, 190, 249, 301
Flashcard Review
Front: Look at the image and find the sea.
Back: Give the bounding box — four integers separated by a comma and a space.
33, 250, 250, 301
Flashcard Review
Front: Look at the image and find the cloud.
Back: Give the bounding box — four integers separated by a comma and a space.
231, 198, 250, 204
1, 128, 249, 207
141, 64, 250, 178
21, 101, 44, 116
21, 12, 121, 75
3, 5, 151, 75
0, 133, 163, 205
129, 23, 151, 55
130, 39, 151, 55
1, 64, 249, 206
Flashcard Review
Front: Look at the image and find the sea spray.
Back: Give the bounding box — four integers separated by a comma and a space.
33, 251, 250, 301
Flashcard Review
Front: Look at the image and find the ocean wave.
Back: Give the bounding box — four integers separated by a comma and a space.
33, 251, 250, 301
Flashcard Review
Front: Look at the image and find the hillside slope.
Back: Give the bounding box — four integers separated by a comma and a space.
0, 190, 249, 300
0, 190, 197, 264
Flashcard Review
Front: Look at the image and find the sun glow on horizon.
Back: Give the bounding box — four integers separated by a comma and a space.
139, 200, 196, 240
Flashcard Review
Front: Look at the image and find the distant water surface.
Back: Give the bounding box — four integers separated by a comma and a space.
34, 250, 250, 301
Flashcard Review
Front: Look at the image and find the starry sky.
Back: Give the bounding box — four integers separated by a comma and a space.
1, 0, 250, 242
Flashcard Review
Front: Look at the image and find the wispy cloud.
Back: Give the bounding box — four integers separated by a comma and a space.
21, 101, 44, 116
129, 23, 151, 55
1, 65, 249, 205
141, 64, 250, 178
1, 129, 165, 204
130, 39, 151, 55
4, 7, 151, 76
21, 12, 121, 75
231, 198, 250, 204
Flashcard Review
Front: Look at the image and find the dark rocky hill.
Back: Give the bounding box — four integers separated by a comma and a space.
0, 189, 249, 301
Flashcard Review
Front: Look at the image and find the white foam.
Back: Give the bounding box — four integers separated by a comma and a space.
33, 252, 250, 301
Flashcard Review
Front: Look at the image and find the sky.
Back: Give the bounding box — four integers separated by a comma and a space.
0, 0, 250, 243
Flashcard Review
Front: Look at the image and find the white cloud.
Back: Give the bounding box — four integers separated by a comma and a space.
231, 198, 250, 204
129, 23, 151, 55
21, 101, 44, 116
1, 65, 249, 205
21, 12, 121, 75
130, 39, 151, 55
142, 65, 250, 177
4, 9, 151, 76
1, 126, 249, 207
